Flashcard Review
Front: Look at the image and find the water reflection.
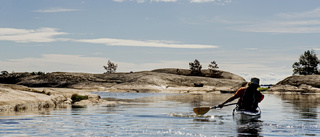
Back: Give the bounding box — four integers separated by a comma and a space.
236, 119, 263, 137
0, 106, 55, 116
190, 94, 203, 107
278, 93, 320, 120
98, 92, 232, 108
280, 93, 320, 107
1, 92, 320, 136
163, 93, 232, 107
237, 122, 262, 136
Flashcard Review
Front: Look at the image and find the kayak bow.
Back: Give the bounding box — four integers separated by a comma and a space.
232, 107, 261, 121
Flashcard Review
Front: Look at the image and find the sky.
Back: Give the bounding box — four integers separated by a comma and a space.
1, 0, 320, 84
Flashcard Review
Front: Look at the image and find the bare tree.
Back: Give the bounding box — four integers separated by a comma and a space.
103, 60, 118, 73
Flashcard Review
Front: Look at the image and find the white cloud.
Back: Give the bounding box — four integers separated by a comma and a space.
113, 0, 177, 2
0, 54, 187, 73
74, 38, 218, 49
239, 72, 289, 85
190, 0, 214, 2
0, 27, 217, 49
232, 20, 320, 33
212, 7, 320, 34
117, 60, 187, 72
219, 62, 292, 84
0, 54, 292, 84
245, 48, 258, 51
113, 0, 124, 2
151, 0, 177, 2
0, 27, 68, 43
112, 0, 230, 3
277, 7, 320, 18
0, 54, 107, 73
34, 8, 81, 13
211, 16, 250, 25
190, 0, 231, 3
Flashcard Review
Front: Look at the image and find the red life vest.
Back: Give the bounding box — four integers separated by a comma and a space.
237, 87, 263, 111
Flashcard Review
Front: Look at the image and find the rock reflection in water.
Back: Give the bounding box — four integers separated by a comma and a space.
98, 92, 232, 108
1, 92, 320, 136
278, 93, 320, 120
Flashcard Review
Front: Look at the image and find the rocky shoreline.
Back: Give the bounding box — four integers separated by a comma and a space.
268, 75, 320, 93
0, 84, 120, 114
1, 68, 320, 113
0, 68, 247, 113
0, 68, 247, 93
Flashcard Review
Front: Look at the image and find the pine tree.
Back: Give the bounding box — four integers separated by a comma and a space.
103, 60, 118, 73
208, 61, 221, 77
292, 50, 320, 75
189, 59, 202, 76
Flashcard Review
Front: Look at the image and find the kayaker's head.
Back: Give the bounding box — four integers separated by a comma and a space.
248, 77, 260, 88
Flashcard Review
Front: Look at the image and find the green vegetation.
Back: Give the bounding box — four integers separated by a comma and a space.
103, 60, 118, 73
31, 71, 45, 75
189, 59, 202, 76
71, 94, 89, 103
292, 49, 320, 75
208, 61, 219, 70
189, 59, 221, 78
258, 87, 269, 92
1, 70, 9, 76
208, 61, 221, 78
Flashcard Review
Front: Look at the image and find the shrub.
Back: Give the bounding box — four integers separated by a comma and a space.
189, 59, 202, 76
208, 61, 221, 78
103, 60, 118, 73
208, 61, 219, 70
292, 50, 320, 75
71, 94, 89, 103
1, 70, 9, 76
258, 87, 269, 92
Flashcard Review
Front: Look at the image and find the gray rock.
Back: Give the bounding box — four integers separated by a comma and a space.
0, 69, 247, 93
269, 75, 320, 93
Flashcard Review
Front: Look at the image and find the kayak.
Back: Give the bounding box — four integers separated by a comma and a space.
232, 106, 261, 121
233, 107, 261, 121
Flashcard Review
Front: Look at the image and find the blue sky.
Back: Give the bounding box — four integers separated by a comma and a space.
1, 0, 320, 84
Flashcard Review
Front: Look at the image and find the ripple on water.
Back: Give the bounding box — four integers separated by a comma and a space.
168, 113, 213, 118
0, 93, 320, 136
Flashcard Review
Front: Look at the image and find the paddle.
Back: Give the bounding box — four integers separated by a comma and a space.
193, 103, 237, 115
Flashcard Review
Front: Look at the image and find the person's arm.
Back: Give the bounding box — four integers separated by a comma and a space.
218, 95, 238, 108
218, 87, 245, 108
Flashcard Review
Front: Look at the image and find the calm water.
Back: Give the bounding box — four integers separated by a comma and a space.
1, 92, 320, 137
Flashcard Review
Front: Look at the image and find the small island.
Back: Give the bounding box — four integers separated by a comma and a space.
1, 50, 320, 113
268, 75, 320, 93
0, 68, 246, 112
268, 50, 320, 93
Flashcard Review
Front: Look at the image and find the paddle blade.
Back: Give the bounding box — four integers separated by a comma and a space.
193, 107, 211, 115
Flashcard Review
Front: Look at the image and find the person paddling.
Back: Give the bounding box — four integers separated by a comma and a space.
218, 77, 264, 112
